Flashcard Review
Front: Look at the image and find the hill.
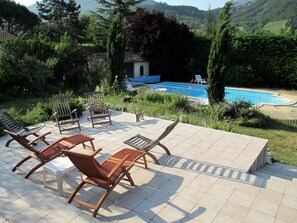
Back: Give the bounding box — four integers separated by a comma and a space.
27, 0, 297, 32
232, 0, 297, 32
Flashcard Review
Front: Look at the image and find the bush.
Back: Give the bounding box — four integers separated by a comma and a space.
170, 94, 193, 112
22, 103, 49, 125
206, 100, 272, 128
142, 92, 172, 103
2, 98, 85, 127
83, 56, 108, 90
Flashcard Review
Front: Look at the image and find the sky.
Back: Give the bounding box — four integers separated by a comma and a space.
14, 0, 230, 10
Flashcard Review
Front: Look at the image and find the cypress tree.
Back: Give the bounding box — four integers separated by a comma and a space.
107, 13, 126, 91
207, 1, 233, 105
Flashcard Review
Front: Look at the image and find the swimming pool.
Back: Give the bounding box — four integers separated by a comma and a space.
150, 82, 291, 105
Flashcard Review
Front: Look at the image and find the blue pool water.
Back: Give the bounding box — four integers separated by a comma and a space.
150, 82, 291, 105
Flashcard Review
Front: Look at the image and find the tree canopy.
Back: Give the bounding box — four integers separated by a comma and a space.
125, 8, 194, 81
37, 0, 89, 42
0, 0, 40, 37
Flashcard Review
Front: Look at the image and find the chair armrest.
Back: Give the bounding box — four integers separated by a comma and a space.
71, 109, 78, 119
107, 154, 130, 179
28, 132, 51, 145
40, 137, 69, 153
86, 105, 90, 110
91, 148, 103, 157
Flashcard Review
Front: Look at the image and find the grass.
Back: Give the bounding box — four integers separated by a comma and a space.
264, 19, 288, 33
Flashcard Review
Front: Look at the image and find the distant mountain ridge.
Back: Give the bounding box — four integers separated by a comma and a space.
27, 0, 297, 32
28, 0, 158, 14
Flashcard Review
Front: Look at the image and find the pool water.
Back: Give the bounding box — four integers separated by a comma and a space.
150, 82, 291, 105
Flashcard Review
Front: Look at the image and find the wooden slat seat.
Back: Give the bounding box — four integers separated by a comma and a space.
51, 96, 81, 134
124, 120, 179, 164
84, 91, 112, 127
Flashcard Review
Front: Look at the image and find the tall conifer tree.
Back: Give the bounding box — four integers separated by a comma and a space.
107, 13, 125, 90
207, 1, 233, 105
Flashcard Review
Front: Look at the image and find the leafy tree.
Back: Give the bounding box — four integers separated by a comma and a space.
83, 56, 108, 89
37, 0, 88, 42
27, 33, 55, 60
125, 8, 194, 81
0, 0, 40, 37
54, 33, 87, 89
18, 55, 57, 95
207, 1, 233, 105
0, 36, 56, 96
95, 0, 143, 24
107, 13, 126, 91
92, 0, 143, 47
86, 14, 108, 48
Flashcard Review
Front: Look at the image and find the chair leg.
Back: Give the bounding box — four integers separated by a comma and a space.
77, 121, 81, 131
146, 152, 160, 165
158, 142, 171, 155
93, 188, 114, 217
5, 138, 14, 147
93, 177, 126, 217
12, 156, 32, 172
121, 168, 134, 186
142, 155, 148, 169
24, 162, 46, 179
68, 181, 86, 203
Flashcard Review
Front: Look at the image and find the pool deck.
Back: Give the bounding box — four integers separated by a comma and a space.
1, 111, 297, 222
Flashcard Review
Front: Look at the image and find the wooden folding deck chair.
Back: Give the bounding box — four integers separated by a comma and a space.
51, 96, 81, 134
7, 130, 75, 179
61, 147, 147, 217
84, 91, 112, 127
123, 120, 179, 164
0, 109, 46, 147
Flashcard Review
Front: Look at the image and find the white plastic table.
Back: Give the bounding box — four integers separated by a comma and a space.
43, 156, 81, 196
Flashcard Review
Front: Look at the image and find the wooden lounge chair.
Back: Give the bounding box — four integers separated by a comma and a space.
6, 130, 75, 179
51, 96, 81, 134
123, 120, 179, 164
0, 109, 46, 147
61, 147, 147, 217
84, 91, 112, 128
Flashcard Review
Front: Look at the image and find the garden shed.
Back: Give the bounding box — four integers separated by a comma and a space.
124, 52, 149, 78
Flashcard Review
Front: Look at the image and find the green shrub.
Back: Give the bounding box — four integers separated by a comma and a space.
6, 107, 24, 124
170, 94, 192, 112
143, 92, 172, 103
83, 56, 108, 89
22, 103, 49, 125
236, 109, 271, 127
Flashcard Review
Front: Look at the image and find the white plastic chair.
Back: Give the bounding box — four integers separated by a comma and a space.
195, 75, 207, 85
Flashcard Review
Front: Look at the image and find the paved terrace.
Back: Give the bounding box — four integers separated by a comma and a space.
0, 111, 297, 222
